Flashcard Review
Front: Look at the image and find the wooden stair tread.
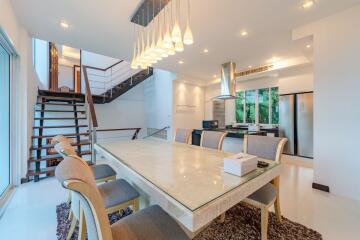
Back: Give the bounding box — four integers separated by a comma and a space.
39, 95, 83, 101
35, 110, 86, 113
33, 125, 88, 129
34, 117, 87, 120
28, 150, 92, 163
36, 102, 84, 106
31, 132, 89, 139
30, 141, 90, 151
27, 166, 57, 177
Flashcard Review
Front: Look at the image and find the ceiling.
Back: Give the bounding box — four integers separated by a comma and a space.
11, 0, 360, 82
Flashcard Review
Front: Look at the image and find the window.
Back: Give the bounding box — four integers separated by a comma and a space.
235, 87, 279, 124
235, 91, 245, 123
270, 87, 279, 124
258, 88, 269, 124
0, 43, 10, 196
245, 90, 256, 123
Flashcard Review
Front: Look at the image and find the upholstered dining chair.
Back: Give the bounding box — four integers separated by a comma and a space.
174, 128, 192, 144
242, 135, 287, 240
200, 130, 227, 150
55, 142, 140, 240
55, 156, 190, 240
52, 135, 117, 183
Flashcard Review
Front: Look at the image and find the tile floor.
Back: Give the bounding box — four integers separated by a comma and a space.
0, 159, 359, 240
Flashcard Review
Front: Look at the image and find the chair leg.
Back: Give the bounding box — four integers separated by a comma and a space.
133, 198, 139, 212
66, 216, 77, 240
78, 208, 86, 240
219, 212, 226, 223
68, 209, 73, 221
261, 207, 269, 240
272, 177, 282, 222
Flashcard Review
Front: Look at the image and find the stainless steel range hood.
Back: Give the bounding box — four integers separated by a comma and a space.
216, 62, 237, 100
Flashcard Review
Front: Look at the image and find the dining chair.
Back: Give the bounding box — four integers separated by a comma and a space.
174, 128, 192, 144
242, 135, 287, 240
52, 135, 117, 183
200, 130, 227, 150
55, 156, 190, 240
54, 142, 140, 240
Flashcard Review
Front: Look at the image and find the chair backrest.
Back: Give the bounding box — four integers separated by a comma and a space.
54, 141, 77, 157
174, 129, 192, 144
243, 135, 287, 162
55, 156, 113, 240
200, 131, 227, 150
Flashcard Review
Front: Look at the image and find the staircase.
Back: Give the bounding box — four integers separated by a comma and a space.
27, 91, 91, 182
92, 68, 153, 104
26, 65, 153, 182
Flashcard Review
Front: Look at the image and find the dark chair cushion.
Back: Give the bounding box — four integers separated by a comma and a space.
98, 179, 139, 209
91, 164, 116, 180
111, 205, 190, 240
247, 183, 277, 206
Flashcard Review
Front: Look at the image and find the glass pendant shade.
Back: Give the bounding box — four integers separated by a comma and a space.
183, 24, 194, 45
163, 30, 173, 49
171, 22, 182, 43
175, 41, 184, 52
167, 43, 176, 55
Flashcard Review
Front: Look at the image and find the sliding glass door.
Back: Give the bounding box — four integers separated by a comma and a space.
0, 43, 10, 196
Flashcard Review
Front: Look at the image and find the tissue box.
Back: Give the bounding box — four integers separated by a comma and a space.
224, 153, 258, 177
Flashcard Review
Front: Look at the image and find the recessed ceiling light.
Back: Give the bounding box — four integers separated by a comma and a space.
203, 49, 209, 53
240, 30, 248, 37
60, 21, 69, 29
213, 74, 217, 78
178, 60, 184, 65
306, 44, 312, 49
302, 0, 314, 9
248, 65, 252, 68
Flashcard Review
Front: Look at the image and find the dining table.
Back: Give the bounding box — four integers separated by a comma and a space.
95, 138, 281, 238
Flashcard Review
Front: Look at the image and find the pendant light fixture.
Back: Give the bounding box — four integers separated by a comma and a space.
130, 0, 195, 69
183, 0, 194, 45
171, 0, 182, 43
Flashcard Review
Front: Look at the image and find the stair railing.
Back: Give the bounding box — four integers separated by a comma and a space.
82, 65, 98, 164
143, 126, 170, 139
85, 60, 141, 102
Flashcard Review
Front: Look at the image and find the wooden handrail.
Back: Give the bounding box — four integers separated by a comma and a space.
82, 66, 98, 127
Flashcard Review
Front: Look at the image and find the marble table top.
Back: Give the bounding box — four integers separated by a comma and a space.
96, 138, 279, 211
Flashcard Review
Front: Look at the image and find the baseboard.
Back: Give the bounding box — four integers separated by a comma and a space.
312, 182, 330, 193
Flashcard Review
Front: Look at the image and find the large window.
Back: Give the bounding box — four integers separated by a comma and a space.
235, 87, 279, 124
0, 43, 10, 196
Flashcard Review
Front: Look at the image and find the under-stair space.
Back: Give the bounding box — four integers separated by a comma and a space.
27, 92, 91, 182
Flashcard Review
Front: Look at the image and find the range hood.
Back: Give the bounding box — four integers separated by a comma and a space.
216, 62, 237, 100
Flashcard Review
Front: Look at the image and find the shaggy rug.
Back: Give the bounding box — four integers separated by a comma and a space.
56, 202, 322, 240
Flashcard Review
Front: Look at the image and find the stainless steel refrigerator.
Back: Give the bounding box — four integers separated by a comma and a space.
279, 92, 313, 158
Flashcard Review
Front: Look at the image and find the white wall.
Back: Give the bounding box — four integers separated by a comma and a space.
144, 69, 176, 140
205, 64, 314, 124
294, 4, 360, 200
33, 38, 48, 89
58, 65, 74, 89
173, 77, 205, 137
94, 81, 146, 140
1, 0, 39, 182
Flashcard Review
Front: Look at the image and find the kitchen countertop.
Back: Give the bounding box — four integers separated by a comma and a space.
192, 128, 266, 139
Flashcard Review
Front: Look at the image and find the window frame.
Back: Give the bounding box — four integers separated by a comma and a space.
236, 87, 279, 125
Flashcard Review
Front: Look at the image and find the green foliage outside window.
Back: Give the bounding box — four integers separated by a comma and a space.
235, 87, 279, 124
235, 91, 245, 123
258, 88, 269, 124
271, 87, 279, 124
245, 90, 256, 123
